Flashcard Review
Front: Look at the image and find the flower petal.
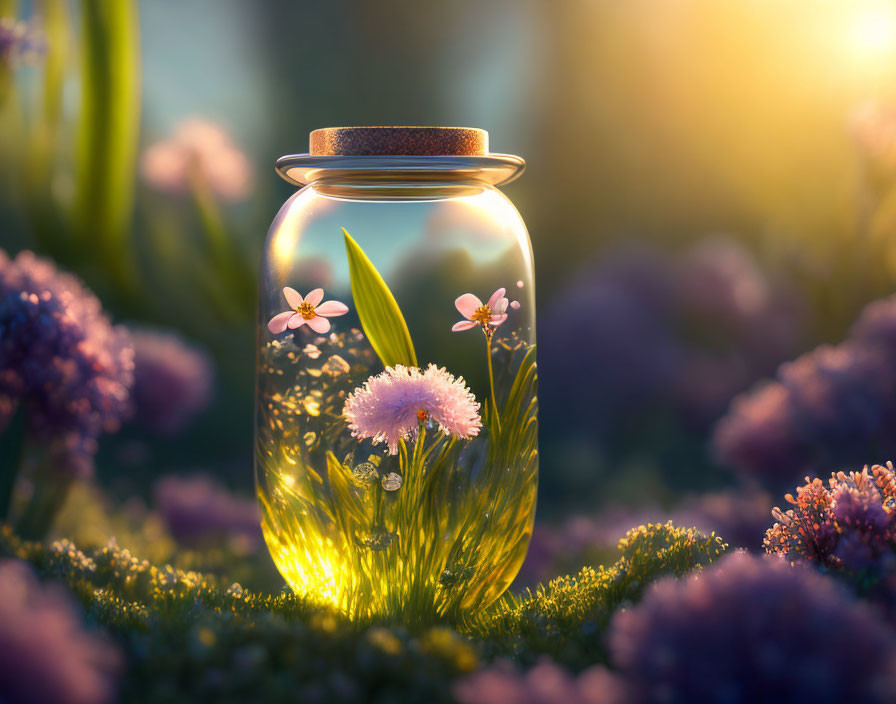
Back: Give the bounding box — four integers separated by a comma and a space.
510, 300, 521, 310
487, 287, 507, 309
306, 315, 331, 334
452, 320, 478, 332
267, 311, 293, 334
492, 297, 509, 315
455, 293, 482, 319
287, 314, 306, 329
489, 314, 508, 327
283, 287, 302, 309
303, 288, 324, 307
315, 300, 349, 317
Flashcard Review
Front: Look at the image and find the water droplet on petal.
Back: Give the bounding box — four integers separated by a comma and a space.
382, 472, 402, 491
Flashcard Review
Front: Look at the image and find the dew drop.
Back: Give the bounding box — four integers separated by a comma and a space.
302, 395, 320, 416
381, 472, 403, 491
352, 462, 379, 485
302, 343, 322, 359
323, 354, 350, 376
363, 530, 396, 551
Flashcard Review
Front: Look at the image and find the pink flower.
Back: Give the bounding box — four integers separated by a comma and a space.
140, 118, 252, 201
452, 288, 511, 333
343, 364, 482, 454
267, 287, 348, 335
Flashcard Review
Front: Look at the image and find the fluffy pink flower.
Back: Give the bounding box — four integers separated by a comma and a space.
452, 288, 511, 333
343, 364, 482, 454
267, 287, 348, 335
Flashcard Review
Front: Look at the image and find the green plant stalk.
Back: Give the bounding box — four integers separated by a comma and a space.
15, 470, 72, 541
0, 405, 26, 522
72, 0, 140, 299
189, 170, 255, 321
485, 334, 501, 435
26, 0, 69, 254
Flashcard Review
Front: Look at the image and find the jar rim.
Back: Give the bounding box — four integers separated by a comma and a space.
275, 153, 526, 188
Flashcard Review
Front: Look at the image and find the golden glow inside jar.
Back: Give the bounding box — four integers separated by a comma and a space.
255, 127, 537, 624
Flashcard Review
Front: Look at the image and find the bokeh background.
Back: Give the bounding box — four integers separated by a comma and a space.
5, 0, 896, 588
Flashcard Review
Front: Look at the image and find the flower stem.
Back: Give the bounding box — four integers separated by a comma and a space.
486, 334, 501, 435
0, 405, 26, 522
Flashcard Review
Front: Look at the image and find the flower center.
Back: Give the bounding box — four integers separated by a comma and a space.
471, 304, 492, 326
297, 302, 317, 319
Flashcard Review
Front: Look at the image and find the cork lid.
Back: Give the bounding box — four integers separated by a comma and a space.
276, 126, 525, 187
310, 126, 488, 157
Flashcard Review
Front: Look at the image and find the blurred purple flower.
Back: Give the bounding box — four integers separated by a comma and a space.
0, 250, 133, 477
140, 118, 252, 201
517, 489, 771, 589
714, 294, 896, 489
0, 559, 121, 704
515, 505, 665, 588
454, 658, 627, 704
0, 17, 45, 65
130, 327, 214, 435
154, 474, 261, 551
671, 488, 773, 551
609, 551, 896, 704
540, 239, 803, 444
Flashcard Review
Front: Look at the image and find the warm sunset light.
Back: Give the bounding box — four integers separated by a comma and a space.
850, 4, 896, 58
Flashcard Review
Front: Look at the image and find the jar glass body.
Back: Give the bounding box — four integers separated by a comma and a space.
255, 166, 537, 623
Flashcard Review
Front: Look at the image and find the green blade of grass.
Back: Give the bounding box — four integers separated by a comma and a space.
343, 227, 417, 368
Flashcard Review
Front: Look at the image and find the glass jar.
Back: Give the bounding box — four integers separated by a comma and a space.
255, 127, 537, 624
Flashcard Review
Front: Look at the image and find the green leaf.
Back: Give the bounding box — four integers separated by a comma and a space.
343, 228, 417, 367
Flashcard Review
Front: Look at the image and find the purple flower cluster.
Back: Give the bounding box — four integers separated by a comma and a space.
540, 239, 803, 444
0, 251, 133, 477
0, 17, 45, 65
714, 295, 896, 489
454, 659, 626, 704
609, 551, 896, 704
129, 327, 214, 435
0, 559, 120, 704
765, 463, 896, 607
154, 474, 261, 551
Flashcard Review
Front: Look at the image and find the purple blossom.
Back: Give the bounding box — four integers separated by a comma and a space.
609, 551, 896, 704
765, 464, 896, 608
714, 294, 896, 489
454, 659, 627, 704
130, 327, 214, 434
0, 559, 121, 704
343, 364, 481, 454
671, 488, 773, 551
0, 17, 45, 65
0, 250, 133, 477
540, 239, 802, 445
154, 474, 261, 551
